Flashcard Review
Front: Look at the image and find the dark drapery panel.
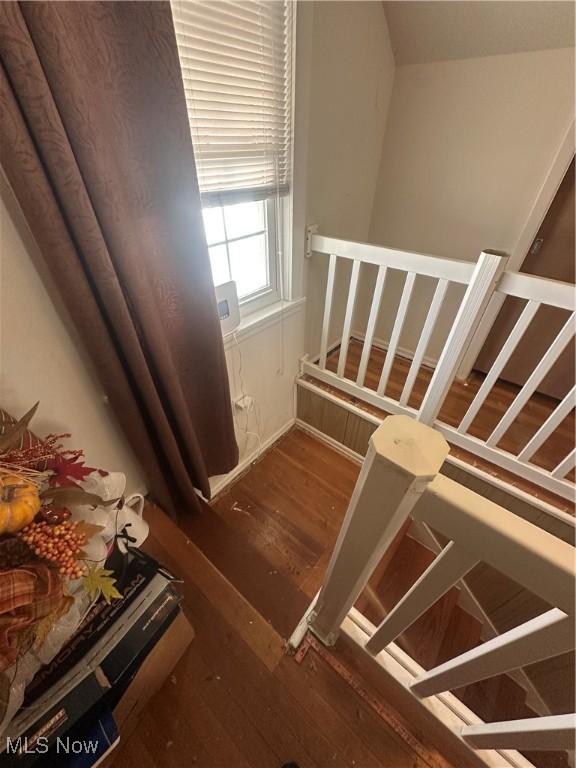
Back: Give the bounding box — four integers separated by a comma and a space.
0, 1, 238, 516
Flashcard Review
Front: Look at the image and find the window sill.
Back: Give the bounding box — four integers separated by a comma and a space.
222, 296, 306, 349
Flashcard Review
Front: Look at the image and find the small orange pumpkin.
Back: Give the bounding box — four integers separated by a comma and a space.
0, 474, 41, 534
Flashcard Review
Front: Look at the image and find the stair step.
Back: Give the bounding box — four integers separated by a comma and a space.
176, 495, 311, 638
361, 535, 462, 669
436, 603, 483, 666
461, 673, 531, 723
460, 675, 573, 768
358, 531, 573, 768
355, 520, 412, 620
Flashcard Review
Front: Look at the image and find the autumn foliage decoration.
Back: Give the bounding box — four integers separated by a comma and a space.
0, 404, 122, 674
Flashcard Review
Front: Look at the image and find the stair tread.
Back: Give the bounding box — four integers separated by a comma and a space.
461, 673, 531, 722
360, 532, 572, 767
436, 604, 483, 666
362, 535, 462, 669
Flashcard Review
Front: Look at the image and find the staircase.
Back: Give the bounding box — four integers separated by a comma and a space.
356, 531, 572, 768
292, 415, 576, 768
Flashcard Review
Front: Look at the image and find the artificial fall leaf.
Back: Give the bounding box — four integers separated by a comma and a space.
40, 486, 118, 508
33, 594, 74, 648
0, 402, 39, 453
74, 521, 105, 541
47, 456, 99, 488
83, 566, 122, 603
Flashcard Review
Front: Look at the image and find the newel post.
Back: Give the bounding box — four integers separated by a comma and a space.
308, 415, 449, 645
418, 249, 508, 425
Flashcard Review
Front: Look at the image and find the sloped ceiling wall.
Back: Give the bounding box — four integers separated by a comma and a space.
383, 0, 575, 65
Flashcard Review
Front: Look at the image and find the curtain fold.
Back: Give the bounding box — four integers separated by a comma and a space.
0, 1, 239, 516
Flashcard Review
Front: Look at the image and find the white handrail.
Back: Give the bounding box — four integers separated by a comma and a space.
311, 234, 475, 283
498, 271, 576, 311
414, 474, 575, 614
307, 232, 575, 502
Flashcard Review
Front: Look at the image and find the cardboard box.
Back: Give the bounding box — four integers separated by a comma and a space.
102, 610, 194, 765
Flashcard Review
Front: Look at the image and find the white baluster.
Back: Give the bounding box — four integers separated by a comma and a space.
366, 541, 478, 655
356, 265, 387, 387
458, 300, 540, 434
337, 259, 361, 378
377, 272, 416, 396
461, 714, 576, 751
552, 448, 576, 479
519, 385, 576, 462
319, 253, 337, 369
400, 279, 449, 406
411, 608, 574, 698
487, 312, 575, 447
418, 251, 508, 425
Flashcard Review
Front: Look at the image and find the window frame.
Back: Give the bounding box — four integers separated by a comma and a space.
204, 196, 283, 317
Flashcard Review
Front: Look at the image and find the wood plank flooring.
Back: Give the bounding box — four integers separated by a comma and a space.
112, 429, 572, 768
110, 493, 456, 766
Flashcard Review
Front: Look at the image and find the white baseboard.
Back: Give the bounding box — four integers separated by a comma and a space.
309, 332, 437, 371
350, 330, 438, 370
295, 418, 363, 465
209, 417, 295, 498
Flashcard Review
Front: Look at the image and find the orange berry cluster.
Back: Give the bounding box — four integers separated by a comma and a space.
19, 520, 87, 579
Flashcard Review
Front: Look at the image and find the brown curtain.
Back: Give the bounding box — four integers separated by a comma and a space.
0, 1, 239, 516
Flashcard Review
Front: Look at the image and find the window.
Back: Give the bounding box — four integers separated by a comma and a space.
203, 199, 276, 301
170, 0, 293, 311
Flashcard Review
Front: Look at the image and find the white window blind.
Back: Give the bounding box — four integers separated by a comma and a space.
171, 0, 293, 207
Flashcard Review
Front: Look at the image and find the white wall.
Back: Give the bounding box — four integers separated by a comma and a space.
210, 303, 306, 493
363, 46, 575, 359
0, 176, 147, 494
1, 171, 306, 500
304, 0, 396, 355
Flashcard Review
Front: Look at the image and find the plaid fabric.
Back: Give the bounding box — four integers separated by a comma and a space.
0, 565, 67, 673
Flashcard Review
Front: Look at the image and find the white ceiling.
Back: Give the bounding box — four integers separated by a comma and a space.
383, 1, 575, 65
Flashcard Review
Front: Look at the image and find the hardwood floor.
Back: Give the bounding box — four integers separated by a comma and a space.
111, 503, 456, 765
312, 338, 575, 511
113, 429, 572, 768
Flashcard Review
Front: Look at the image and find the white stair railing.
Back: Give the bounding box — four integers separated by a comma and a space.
307, 414, 449, 645
292, 416, 576, 765
461, 715, 576, 751
303, 233, 576, 502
